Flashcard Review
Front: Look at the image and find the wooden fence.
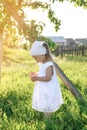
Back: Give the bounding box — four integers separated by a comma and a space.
54, 44, 87, 57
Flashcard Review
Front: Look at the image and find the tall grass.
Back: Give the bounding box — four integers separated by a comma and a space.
0, 46, 87, 130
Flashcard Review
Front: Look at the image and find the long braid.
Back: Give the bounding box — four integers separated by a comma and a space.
43, 43, 53, 61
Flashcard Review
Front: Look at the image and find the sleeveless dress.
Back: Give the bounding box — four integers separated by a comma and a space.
32, 61, 63, 112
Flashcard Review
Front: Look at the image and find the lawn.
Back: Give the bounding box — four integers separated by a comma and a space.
0, 46, 87, 130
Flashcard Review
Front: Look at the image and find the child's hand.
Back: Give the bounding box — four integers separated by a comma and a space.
29, 72, 37, 78
29, 72, 37, 82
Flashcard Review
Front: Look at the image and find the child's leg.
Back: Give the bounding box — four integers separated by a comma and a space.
44, 112, 51, 118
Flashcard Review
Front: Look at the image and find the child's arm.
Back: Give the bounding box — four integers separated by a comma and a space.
30, 66, 53, 82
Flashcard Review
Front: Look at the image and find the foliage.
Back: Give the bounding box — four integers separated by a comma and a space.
23, 20, 45, 43
48, 9, 61, 31
0, 0, 61, 47
50, 0, 87, 8
0, 0, 87, 46
0, 47, 87, 130
0, 0, 87, 47
37, 36, 57, 50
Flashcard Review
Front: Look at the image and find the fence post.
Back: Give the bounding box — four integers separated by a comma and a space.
55, 46, 59, 56
76, 44, 79, 56
61, 45, 63, 57
82, 45, 84, 56
75, 45, 76, 55
71, 46, 73, 56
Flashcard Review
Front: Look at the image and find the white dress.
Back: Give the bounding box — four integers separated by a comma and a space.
32, 61, 63, 112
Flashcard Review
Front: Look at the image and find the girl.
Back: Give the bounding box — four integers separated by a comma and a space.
29, 41, 63, 118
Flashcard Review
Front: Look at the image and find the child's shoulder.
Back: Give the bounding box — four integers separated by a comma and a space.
43, 61, 53, 68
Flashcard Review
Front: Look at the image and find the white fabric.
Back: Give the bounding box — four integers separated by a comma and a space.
30, 41, 47, 56
32, 61, 63, 112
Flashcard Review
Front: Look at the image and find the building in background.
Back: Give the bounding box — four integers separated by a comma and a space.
46, 36, 67, 45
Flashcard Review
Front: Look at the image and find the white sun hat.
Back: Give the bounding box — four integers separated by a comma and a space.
30, 41, 47, 56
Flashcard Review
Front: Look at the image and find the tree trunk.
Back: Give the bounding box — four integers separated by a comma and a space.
0, 34, 3, 83
53, 62, 84, 101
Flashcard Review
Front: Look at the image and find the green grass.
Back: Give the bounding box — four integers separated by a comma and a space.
0, 46, 87, 130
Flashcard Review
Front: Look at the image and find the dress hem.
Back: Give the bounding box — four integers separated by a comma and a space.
32, 102, 63, 113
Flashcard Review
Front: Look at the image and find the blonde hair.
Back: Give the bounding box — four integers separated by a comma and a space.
43, 43, 53, 61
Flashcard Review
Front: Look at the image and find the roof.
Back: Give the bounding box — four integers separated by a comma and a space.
46, 36, 67, 43
66, 38, 75, 44
75, 38, 87, 45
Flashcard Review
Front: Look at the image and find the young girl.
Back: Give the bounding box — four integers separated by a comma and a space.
29, 40, 63, 118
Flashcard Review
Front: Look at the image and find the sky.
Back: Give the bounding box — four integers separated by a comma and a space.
25, 0, 87, 39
